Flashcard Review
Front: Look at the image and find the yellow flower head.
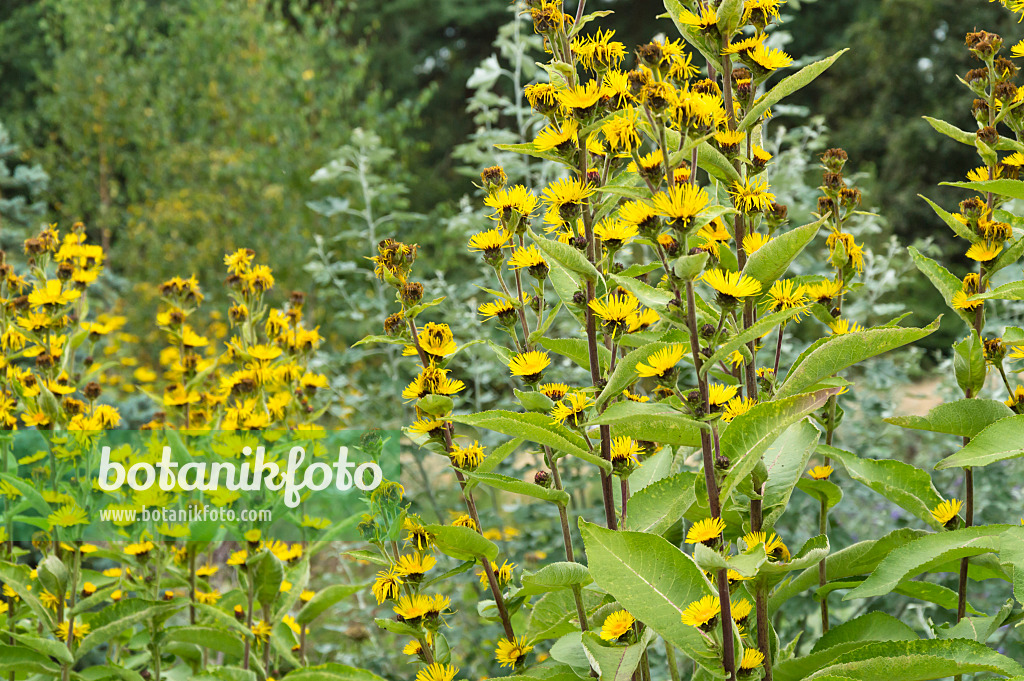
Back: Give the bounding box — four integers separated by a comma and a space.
740, 647, 766, 670
394, 593, 433, 622
594, 218, 639, 248
806, 278, 844, 303
808, 465, 834, 480
590, 293, 641, 337
450, 441, 486, 470
637, 344, 686, 379
56, 621, 90, 642
766, 279, 808, 316
572, 28, 626, 71
742, 232, 772, 255
395, 552, 436, 580
707, 382, 740, 407
601, 609, 636, 641
681, 594, 720, 629
829, 319, 864, 335
730, 177, 776, 213
372, 566, 403, 604
675, 5, 717, 30
558, 79, 603, 115
610, 436, 642, 466
965, 240, 1003, 263
722, 396, 757, 422
415, 663, 459, 681
543, 177, 596, 224
495, 636, 534, 669
652, 184, 710, 229
524, 82, 561, 114
509, 351, 551, 381
826, 231, 865, 273
686, 517, 726, 545
534, 119, 580, 153
730, 598, 753, 622
507, 245, 548, 275
539, 382, 570, 401
601, 108, 641, 152
468, 227, 511, 257
551, 391, 594, 427
931, 498, 963, 527
701, 269, 763, 303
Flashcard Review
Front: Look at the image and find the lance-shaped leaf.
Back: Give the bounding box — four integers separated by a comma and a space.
696, 140, 743, 184
0, 646, 60, 676
972, 280, 1024, 301
821, 445, 945, 529
942, 178, 1024, 200
425, 524, 499, 562
295, 584, 368, 625
452, 410, 610, 472
579, 520, 722, 674
918, 196, 978, 243
461, 471, 570, 507
597, 342, 675, 407
805, 639, 1024, 680
935, 599, 1014, 643
845, 525, 1013, 601
587, 401, 706, 446
718, 388, 838, 504
885, 398, 1013, 439
737, 49, 849, 130
518, 562, 593, 598
923, 116, 976, 147
694, 543, 767, 578
753, 535, 830, 593
76, 599, 182, 660
988, 234, 1024, 276
528, 228, 601, 283
776, 318, 940, 399
626, 471, 698, 535
609, 273, 673, 308
796, 478, 843, 511
810, 611, 917, 653
814, 578, 978, 614
998, 525, 1024, 605
936, 414, 1024, 469
907, 246, 974, 325
581, 629, 655, 681
538, 336, 612, 373
742, 216, 826, 290
0, 561, 55, 629
761, 421, 820, 528
282, 663, 388, 681
701, 307, 806, 378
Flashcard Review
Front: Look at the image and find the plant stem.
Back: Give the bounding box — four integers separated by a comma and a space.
549, 452, 590, 632
665, 638, 681, 681
620, 477, 629, 529
818, 395, 838, 633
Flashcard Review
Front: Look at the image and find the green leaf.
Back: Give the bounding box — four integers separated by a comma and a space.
742, 216, 826, 289
296, 584, 368, 625
609, 273, 673, 308
7, 631, 74, 665
806, 639, 1024, 680
424, 523, 499, 562
37, 553, 69, 597
974, 280, 1024, 301
0, 645, 60, 676
935, 414, 1024, 469
581, 629, 654, 681
797, 477, 843, 510
0, 561, 55, 629
885, 398, 1014, 438
761, 421, 821, 528
907, 246, 974, 325
694, 543, 767, 579
922, 116, 975, 147
917, 197, 978, 243
461, 470, 570, 507
76, 599, 180, 660
518, 562, 593, 598
737, 49, 849, 131
528, 228, 601, 283
768, 529, 929, 613
811, 612, 917, 653
953, 331, 987, 396
673, 251, 710, 281
452, 410, 610, 472
417, 394, 453, 417
0, 472, 51, 517
697, 140, 742, 184
597, 341, 676, 407
936, 599, 1013, 643
282, 663, 388, 681
701, 308, 805, 378
718, 388, 838, 504
527, 589, 605, 641
626, 471, 698, 535
164, 625, 247, 658
587, 401, 706, 447
942, 178, 1024, 200
475, 437, 523, 477
822, 445, 945, 529
537, 336, 611, 373
845, 525, 1013, 601
579, 520, 722, 674
756, 535, 830, 583
998, 526, 1024, 605
495, 142, 563, 164
716, 0, 744, 34
989, 234, 1024, 276
776, 318, 940, 399
517, 389, 555, 413
248, 549, 285, 609
814, 578, 977, 614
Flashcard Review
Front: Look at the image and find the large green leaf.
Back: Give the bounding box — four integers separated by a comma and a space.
935, 414, 1024, 469
700, 308, 805, 379
974, 280, 1024, 301
885, 399, 1014, 438
917, 197, 977, 243
942, 178, 1024, 200
998, 526, 1024, 605
538, 336, 611, 373
822, 445, 945, 529
718, 388, 838, 504
587, 401, 706, 447
737, 49, 849, 130
936, 599, 1013, 643
814, 578, 977, 614
0, 561, 55, 629
845, 525, 1013, 601
463, 470, 570, 506
519, 562, 593, 598
581, 629, 654, 681
806, 639, 1024, 680
768, 529, 929, 613
282, 663, 388, 681
761, 421, 821, 528
626, 471, 698, 535
696, 140, 742, 184
810, 611, 917, 653
452, 410, 611, 472
907, 246, 974, 325
742, 216, 826, 289
425, 523, 499, 562
609, 273, 673, 309
796, 477, 843, 511
776, 318, 940, 399
76, 599, 181, 660
579, 520, 721, 673
954, 331, 987, 396
296, 584, 367, 625
164, 625, 246, 658
528, 228, 601, 283
0, 645, 60, 676
526, 589, 606, 641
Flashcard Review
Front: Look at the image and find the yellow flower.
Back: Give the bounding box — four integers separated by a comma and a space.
572, 28, 626, 71
829, 319, 863, 335
680, 595, 720, 628
808, 465, 834, 480
468, 227, 511, 256
415, 663, 459, 681
495, 636, 534, 669
450, 441, 486, 470
417, 322, 457, 359
618, 200, 660, 232
394, 594, 433, 621
931, 499, 963, 527
507, 245, 548, 273
509, 351, 551, 381
729, 177, 776, 213
610, 436, 642, 466
524, 82, 561, 113
28, 280, 82, 308
452, 514, 477, 531
730, 598, 753, 622
403, 639, 424, 656
539, 382, 570, 401
746, 42, 793, 71
124, 541, 154, 557
637, 344, 686, 379
48, 503, 89, 528
558, 79, 603, 115
542, 177, 596, 223
551, 391, 594, 427
742, 531, 789, 561
594, 218, 639, 248
686, 517, 726, 545
195, 590, 221, 605
826, 231, 865, 272
534, 119, 580, 153
740, 647, 765, 670
251, 620, 273, 642
953, 273, 983, 311
707, 382, 740, 407
56, 621, 89, 642
372, 566, 403, 604
600, 609, 636, 641
722, 396, 756, 422
395, 553, 436, 580
701, 269, 763, 301
806, 278, 844, 302
742, 232, 771, 254
675, 5, 717, 29
965, 240, 1003, 262
590, 294, 641, 337
652, 183, 709, 228
766, 279, 807, 317
601, 108, 641, 152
